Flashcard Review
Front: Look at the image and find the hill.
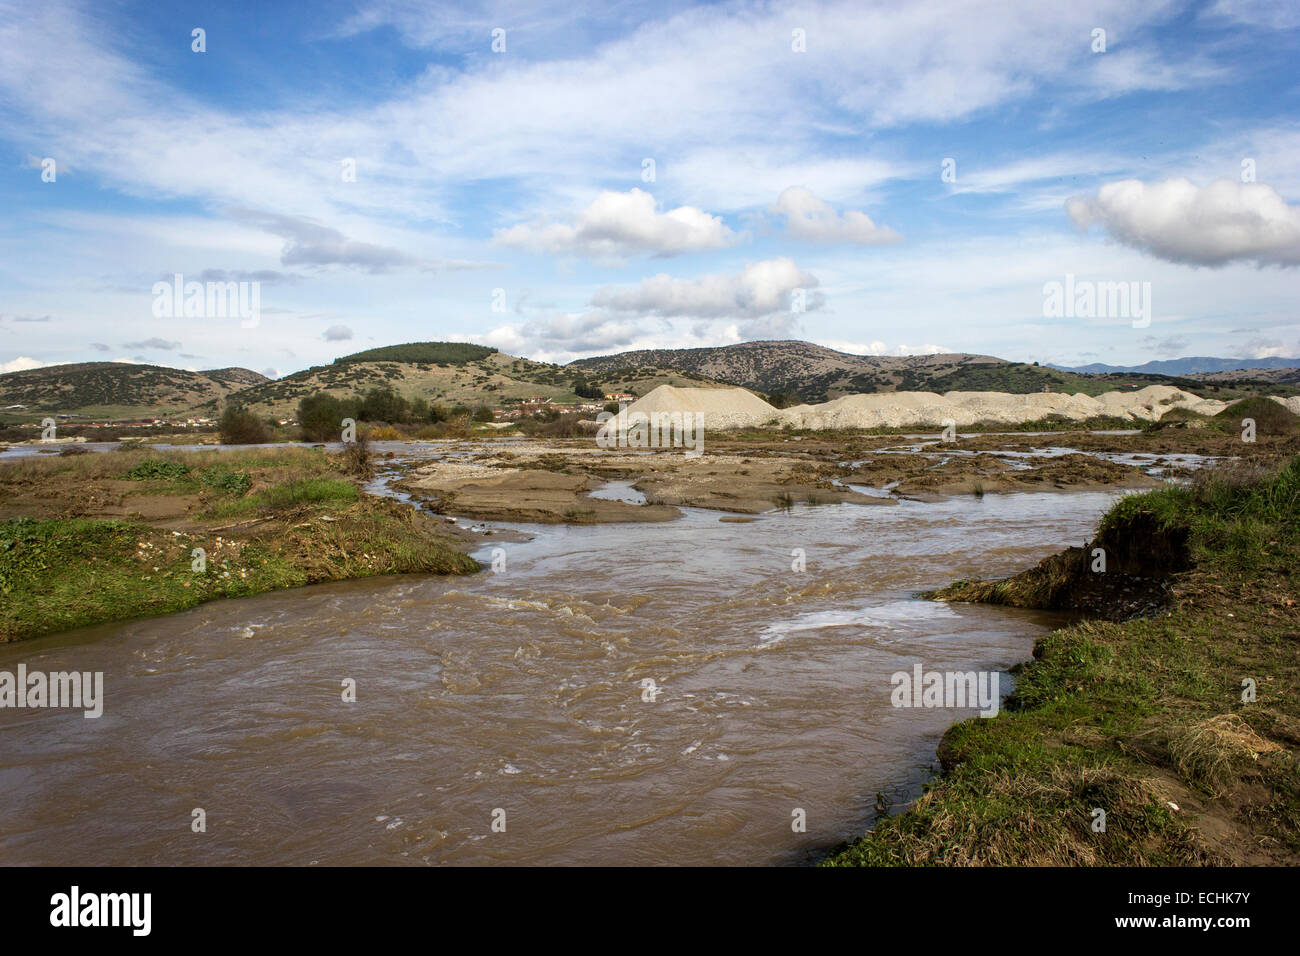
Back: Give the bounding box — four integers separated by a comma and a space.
0, 362, 268, 421
1052, 356, 1300, 375
7, 340, 1297, 424
567, 341, 1009, 403
567, 340, 1283, 403
228, 346, 726, 419
333, 342, 498, 365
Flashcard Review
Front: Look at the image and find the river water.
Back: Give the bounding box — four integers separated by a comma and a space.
0, 483, 1120, 866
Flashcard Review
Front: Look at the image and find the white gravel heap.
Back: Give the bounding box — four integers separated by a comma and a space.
623, 383, 1280, 431
622, 384, 785, 430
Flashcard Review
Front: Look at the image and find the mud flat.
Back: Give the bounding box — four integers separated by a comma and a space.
395, 443, 890, 520
392, 427, 1234, 521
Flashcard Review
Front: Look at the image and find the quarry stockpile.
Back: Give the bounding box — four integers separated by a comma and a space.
622, 383, 1257, 430
1270, 395, 1300, 416
620, 384, 780, 430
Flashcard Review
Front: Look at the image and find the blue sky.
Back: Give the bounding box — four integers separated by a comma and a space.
2, 0, 1299, 378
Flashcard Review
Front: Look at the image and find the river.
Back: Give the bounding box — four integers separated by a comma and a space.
0, 479, 1119, 865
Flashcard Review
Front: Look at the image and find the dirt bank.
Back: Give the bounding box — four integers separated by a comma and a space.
827, 458, 1300, 866
0, 446, 478, 643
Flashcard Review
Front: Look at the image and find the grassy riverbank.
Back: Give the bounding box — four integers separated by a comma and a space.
0, 446, 478, 642
827, 455, 1300, 866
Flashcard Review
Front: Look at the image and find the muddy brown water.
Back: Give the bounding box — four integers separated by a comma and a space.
0, 486, 1124, 865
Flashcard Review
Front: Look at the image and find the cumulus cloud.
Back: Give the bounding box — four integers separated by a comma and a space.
590, 258, 822, 319
1, 356, 46, 373
322, 324, 354, 341
1140, 334, 1190, 355
121, 338, 182, 350
821, 339, 951, 357
198, 268, 296, 285
228, 209, 419, 273
478, 311, 653, 357
772, 187, 901, 245
475, 310, 798, 363
1066, 178, 1300, 267
495, 188, 735, 258
1241, 338, 1300, 360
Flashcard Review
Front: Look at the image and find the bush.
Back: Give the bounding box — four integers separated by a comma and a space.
200, 469, 252, 496
340, 436, 374, 478
123, 459, 192, 481
298, 393, 351, 442
218, 406, 271, 445
472, 405, 495, 423
358, 387, 410, 424
1213, 397, 1300, 437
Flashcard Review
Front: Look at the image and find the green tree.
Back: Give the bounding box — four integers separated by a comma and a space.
358, 387, 410, 423
298, 393, 349, 442
218, 405, 271, 445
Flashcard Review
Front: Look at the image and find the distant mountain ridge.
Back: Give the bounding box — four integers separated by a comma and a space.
4, 341, 1298, 422
1051, 357, 1300, 375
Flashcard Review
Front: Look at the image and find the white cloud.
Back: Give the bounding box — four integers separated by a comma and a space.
323, 324, 354, 341
1066, 178, 1300, 267
590, 258, 821, 318
495, 189, 734, 258
819, 340, 952, 357
1204, 0, 1300, 29
475, 311, 656, 359
0, 0, 1204, 234
772, 187, 900, 245
1, 356, 46, 373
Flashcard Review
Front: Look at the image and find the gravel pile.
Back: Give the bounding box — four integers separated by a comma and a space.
624, 383, 1280, 431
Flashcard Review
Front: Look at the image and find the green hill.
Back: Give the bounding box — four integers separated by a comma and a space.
333, 342, 497, 365
0, 362, 267, 422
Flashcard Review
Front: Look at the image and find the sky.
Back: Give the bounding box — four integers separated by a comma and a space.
1, 0, 1299, 379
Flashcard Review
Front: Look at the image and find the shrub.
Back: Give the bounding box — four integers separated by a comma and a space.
298, 393, 351, 442
340, 436, 374, 478
358, 387, 410, 424
218, 406, 271, 445
123, 459, 192, 481
200, 469, 252, 496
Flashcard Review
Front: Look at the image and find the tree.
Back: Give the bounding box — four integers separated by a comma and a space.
472, 405, 495, 422
571, 376, 603, 400
218, 405, 270, 445
298, 393, 349, 442
358, 387, 410, 423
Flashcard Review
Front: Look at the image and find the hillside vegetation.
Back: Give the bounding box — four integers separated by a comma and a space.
569, 340, 1292, 404
333, 342, 497, 364
0, 362, 268, 421
3, 339, 1296, 424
